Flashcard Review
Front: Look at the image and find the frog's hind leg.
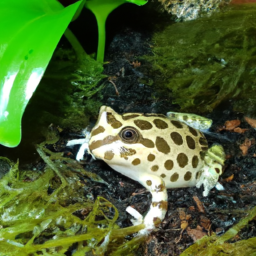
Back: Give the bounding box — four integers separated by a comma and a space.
126, 174, 168, 236
166, 111, 212, 131
196, 144, 225, 196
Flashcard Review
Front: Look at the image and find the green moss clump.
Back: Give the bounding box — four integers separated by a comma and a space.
0, 141, 146, 255
146, 4, 256, 114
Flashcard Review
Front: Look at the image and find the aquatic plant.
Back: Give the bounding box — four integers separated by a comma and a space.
0, 0, 148, 148
0, 0, 84, 147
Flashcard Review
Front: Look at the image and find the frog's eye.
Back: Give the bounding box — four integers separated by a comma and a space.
120, 127, 139, 143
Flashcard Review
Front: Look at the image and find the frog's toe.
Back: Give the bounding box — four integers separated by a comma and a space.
66, 138, 88, 146
197, 144, 225, 196
67, 138, 90, 161
215, 182, 225, 191
126, 206, 144, 225
76, 142, 90, 161
196, 165, 221, 196
66, 127, 92, 161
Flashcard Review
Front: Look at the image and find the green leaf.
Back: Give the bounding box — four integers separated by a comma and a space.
0, 0, 84, 147
126, 0, 148, 5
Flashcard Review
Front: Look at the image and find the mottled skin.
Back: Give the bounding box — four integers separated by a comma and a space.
84, 106, 225, 234
89, 107, 208, 189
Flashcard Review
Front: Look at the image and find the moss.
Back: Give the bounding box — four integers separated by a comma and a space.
84, 98, 104, 116
146, 4, 256, 114
0, 140, 146, 255
23, 47, 106, 136
180, 205, 256, 256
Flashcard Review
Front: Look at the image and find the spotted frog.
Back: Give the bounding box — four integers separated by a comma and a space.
68, 106, 225, 234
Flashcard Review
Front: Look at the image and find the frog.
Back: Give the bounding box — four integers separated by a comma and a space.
67, 106, 225, 235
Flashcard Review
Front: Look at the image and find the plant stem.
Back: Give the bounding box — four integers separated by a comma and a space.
96, 14, 107, 63
64, 28, 87, 62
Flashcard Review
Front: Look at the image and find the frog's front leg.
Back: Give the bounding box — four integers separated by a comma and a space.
67, 128, 92, 161
196, 144, 225, 196
126, 174, 168, 235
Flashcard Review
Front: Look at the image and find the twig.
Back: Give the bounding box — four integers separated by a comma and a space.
109, 80, 120, 96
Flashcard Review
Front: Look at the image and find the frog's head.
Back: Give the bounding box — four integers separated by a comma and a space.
88, 105, 147, 164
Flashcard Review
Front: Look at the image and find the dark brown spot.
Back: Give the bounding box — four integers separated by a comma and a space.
146, 180, 152, 186
196, 171, 202, 179
134, 120, 153, 130
147, 153, 155, 161
153, 119, 168, 129
140, 138, 154, 148
171, 132, 183, 145
201, 146, 208, 151
151, 165, 159, 172
199, 137, 208, 146
132, 158, 141, 166
160, 173, 166, 178
112, 122, 122, 128
104, 151, 114, 160
159, 201, 168, 210
192, 155, 199, 168
124, 157, 128, 160
184, 171, 192, 181
186, 135, 196, 149
91, 126, 105, 136
89, 135, 119, 151
171, 120, 183, 128
152, 202, 158, 207
215, 168, 220, 174
120, 148, 136, 158
200, 151, 206, 160
188, 126, 198, 136
170, 173, 179, 182
177, 153, 188, 168
164, 160, 174, 170
122, 114, 140, 120
107, 112, 122, 128
156, 184, 165, 192
156, 137, 170, 154
152, 201, 168, 211
153, 217, 162, 227
183, 115, 188, 121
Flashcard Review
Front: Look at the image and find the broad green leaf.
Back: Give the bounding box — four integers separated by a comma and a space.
0, 0, 84, 147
